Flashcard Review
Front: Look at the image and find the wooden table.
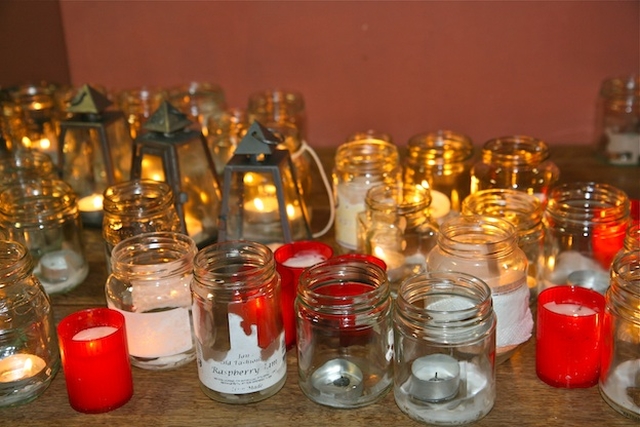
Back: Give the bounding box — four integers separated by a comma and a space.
3, 144, 639, 426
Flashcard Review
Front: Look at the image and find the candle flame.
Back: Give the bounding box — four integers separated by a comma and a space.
253, 197, 266, 212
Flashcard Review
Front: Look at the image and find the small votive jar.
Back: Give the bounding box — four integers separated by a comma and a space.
106, 232, 197, 370
394, 271, 496, 425
296, 257, 393, 408
536, 286, 605, 388
0, 179, 88, 294
0, 240, 59, 407
599, 250, 640, 420
191, 240, 287, 404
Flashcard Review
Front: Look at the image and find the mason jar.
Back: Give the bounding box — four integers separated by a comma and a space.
296, 257, 393, 408
0, 179, 88, 295
333, 138, 401, 253
191, 240, 287, 404
0, 240, 59, 407
470, 135, 560, 204
462, 189, 545, 303
0, 150, 57, 189
426, 215, 532, 364
599, 249, 640, 420
394, 271, 496, 425
542, 182, 630, 294
106, 232, 197, 370
404, 130, 474, 221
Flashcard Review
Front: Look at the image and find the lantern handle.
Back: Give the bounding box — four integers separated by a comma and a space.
293, 140, 335, 239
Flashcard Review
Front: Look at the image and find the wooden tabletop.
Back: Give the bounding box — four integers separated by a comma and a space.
3, 144, 639, 426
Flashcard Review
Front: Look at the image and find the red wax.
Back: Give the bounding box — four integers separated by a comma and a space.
274, 240, 334, 349
228, 289, 282, 350
536, 286, 605, 388
57, 308, 133, 413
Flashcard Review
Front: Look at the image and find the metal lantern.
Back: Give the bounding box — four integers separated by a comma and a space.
58, 84, 133, 225
130, 100, 221, 247
218, 120, 311, 245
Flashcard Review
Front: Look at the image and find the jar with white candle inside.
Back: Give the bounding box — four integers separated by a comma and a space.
105, 231, 197, 370
426, 215, 532, 364
332, 138, 401, 253
357, 183, 438, 296
0, 179, 88, 295
0, 240, 59, 407
394, 271, 496, 425
599, 249, 640, 421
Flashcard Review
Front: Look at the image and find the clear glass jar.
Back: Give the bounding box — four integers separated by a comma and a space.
357, 183, 438, 296
404, 130, 474, 220
426, 215, 532, 364
394, 271, 496, 425
0, 179, 88, 294
0, 150, 57, 189
117, 86, 167, 140
623, 222, 640, 252
106, 231, 197, 370
599, 249, 640, 420
206, 108, 248, 175
0, 240, 59, 407
595, 75, 640, 166
296, 257, 393, 408
462, 189, 545, 303
247, 89, 307, 141
102, 179, 182, 271
191, 240, 286, 403
470, 135, 560, 204
168, 81, 227, 136
332, 138, 402, 253
542, 182, 630, 293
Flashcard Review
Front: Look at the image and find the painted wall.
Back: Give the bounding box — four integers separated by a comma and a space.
53, 1, 640, 147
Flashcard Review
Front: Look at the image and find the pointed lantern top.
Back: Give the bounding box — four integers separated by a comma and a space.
67, 84, 112, 114
234, 121, 282, 156
143, 100, 192, 134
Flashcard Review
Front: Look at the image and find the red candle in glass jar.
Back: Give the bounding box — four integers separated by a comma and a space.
274, 240, 334, 349
57, 308, 133, 413
536, 286, 605, 388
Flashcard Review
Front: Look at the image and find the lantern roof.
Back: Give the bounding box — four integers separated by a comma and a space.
143, 100, 192, 134
234, 121, 282, 156
66, 84, 112, 114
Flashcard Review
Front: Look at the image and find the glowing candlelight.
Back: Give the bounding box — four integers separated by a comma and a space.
0, 354, 46, 383
78, 193, 103, 213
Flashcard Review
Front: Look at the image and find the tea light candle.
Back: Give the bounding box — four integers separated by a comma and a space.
57, 308, 133, 413
536, 286, 605, 388
0, 354, 46, 383
600, 359, 640, 415
78, 193, 104, 226
373, 246, 406, 283
39, 249, 84, 283
310, 358, 364, 402
409, 354, 461, 402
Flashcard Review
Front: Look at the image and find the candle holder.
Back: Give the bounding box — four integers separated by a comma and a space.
218, 120, 311, 245
131, 100, 221, 248
57, 84, 133, 226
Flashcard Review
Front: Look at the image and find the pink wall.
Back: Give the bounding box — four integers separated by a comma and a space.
59, 1, 639, 148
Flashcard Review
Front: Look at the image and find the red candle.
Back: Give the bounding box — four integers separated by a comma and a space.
57, 308, 133, 413
536, 286, 605, 388
274, 240, 334, 349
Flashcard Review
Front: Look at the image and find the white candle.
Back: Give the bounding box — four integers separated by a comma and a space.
244, 196, 280, 223
409, 354, 461, 402
283, 250, 328, 268
72, 326, 118, 341
429, 190, 452, 223
78, 193, 103, 212
39, 249, 83, 283
543, 302, 597, 316
0, 354, 46, 383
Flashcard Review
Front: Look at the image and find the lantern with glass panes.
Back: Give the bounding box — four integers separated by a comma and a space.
58, 84, 133, 226
130, 100, 221, 247
218, 120, 311, 245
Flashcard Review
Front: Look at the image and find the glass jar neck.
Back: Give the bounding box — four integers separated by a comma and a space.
623, 223, 640, 251
406, 130, 474, 166
437, 215, 519, 258
0, 179, 77, 224
0, 240, 34, 287
335, 139, 400, 178
103, 179, 175, 218
481, 136, 550, 167
462, 189, 543, 232
608, 250, 640, 325
365, 184, 431, 227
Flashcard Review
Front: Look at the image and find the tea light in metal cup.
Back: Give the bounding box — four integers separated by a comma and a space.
310, 358, 364, 401
409, 354, 461, 402
567, 269, 610, 295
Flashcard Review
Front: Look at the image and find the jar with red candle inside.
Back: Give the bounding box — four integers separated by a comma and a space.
191, 240, 286, 404
295, 257, 393, 408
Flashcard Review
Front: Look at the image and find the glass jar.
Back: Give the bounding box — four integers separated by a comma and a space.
595, 75, 640, 166
106, 231, 197, 370
191, 240, 286, 403
102, 179, 182, 272
623, 222, 640, 252
206, 108, 247, 175
470, 135, 560, 204
117, 86, 167, 140
599, 249, 640, 420
357, 183, 438, 296
394, 271, 496, 425
462, 189, 545, 303
426, 215, 532, 364
404, 130, 474, 221
247, 89, 307, 141
168, 81, 227, 136
0, 150, 57, 190
542, 182, 630, 293
333, 138, 402, 253
0, 240, 59, 407
296, 257, 393, 408
0, 179, 88, 295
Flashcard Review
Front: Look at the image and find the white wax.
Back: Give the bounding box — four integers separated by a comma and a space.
543, 302, 597, 316
429, 190, 451, 222
78, 194, 103, 212
0, 354, 47, 383
72, 326, 118, 341
282, 250, 327, 268
600, 359, 640, 413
